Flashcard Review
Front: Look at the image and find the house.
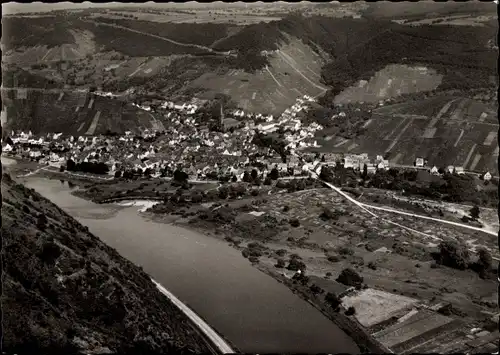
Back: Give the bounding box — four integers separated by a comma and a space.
446, 165, 455, 174
430, 166, 439, 175
367, 166, 377, 175
415, 157, 425, 167
3, 143, 13, 152
455, 166, 465, 175
483, 171, 492, 181
377, 161, 389, 170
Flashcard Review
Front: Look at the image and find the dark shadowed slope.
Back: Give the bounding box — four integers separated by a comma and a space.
1, 172, 213, 355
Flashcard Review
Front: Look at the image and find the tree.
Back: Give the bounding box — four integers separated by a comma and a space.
263, 177, 272, 185
319, 165, 334, 182
325, 292, 341, 310
66, 159, 76, 171
251, 169, 258, 180
470, 205, 480, 220
362, 164, 368, 180
231, 175, 238, 182
438, 240, 470, 270
269, 168, 279, 180
242, 171, 252, 183
59, 165, 65, 172
218, 186, 229, 199
114, 170, 122, 178
173, 169, 188, 183
336, 268, 363, 288
287, 258, 306, 272
477, 247, 493, 276
275, 258, 286, 268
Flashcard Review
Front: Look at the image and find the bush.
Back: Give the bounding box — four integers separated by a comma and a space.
336, 246, 354, 256
39, 241, 62, 265
289, 218, 300, 227
275, 258, 286, 268
310, 284, 323, 295
36, 214, 48, 230
336, 268, 363, 287
437, 240, 470, 270
345, 306, 356, 316
287, 258, 306, 272
326, 254, 340, 263
282, 205, 290, 212
275, 249, 287, 257
367, 261, 377, 270
325, 292, 341, 309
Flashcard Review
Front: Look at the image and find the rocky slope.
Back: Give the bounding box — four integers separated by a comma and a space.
1, 172, 213, 354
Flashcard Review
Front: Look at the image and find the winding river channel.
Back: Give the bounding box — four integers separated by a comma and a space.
18, 172, 359, 353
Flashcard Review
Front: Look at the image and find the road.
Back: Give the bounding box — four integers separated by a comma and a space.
84, 19, 235, 57
306, 169, 499, 261
151, 279, 234, 354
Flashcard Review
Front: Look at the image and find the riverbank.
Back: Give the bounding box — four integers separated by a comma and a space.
22, 176, 360, 353
140, 186, 497, 352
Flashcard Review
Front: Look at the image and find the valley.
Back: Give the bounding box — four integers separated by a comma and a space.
1, 2, 498, 354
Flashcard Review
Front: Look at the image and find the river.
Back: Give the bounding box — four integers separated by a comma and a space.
21, 176, 359, 353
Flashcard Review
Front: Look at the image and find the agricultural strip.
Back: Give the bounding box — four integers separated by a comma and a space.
462, 143, 477, 168
362, 119, 373, 128
77, 122, 86, 132
449, 99, 469, 120
384, 118, 408, 141
265, 66, 283, 87
469, 154, 482, 171
85, 111, 101, 135
385, 119, 414, 153
483, 131, 497, 146
454, 129, 465, 147
41, 48, 53, 61
334, 139, 350, 148
392, 152, 403, 165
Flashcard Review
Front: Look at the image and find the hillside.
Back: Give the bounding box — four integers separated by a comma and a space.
1, 172, 212, 354
2, 90, 160, 135
2, 13, 497, 117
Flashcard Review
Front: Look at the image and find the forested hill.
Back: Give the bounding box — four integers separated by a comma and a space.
2, 173, 212, 355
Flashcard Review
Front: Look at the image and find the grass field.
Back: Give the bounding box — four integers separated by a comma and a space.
91, 11, 282, 25
342, 289, 418, 327
334, 64, 443, 104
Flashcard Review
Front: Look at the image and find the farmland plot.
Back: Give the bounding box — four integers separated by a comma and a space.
374, 309, 454, 349
334, 64, 443, 104
342, 288, 419, 327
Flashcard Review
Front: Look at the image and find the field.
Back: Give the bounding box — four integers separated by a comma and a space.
342, 288, 419, 327
91, 10, 282, 25
333, 64, 443, 104
313, 96, 499, 174
189, 35, 328, 115
372, 309, 456, 351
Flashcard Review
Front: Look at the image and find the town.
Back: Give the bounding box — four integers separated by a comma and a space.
3, 92, 495, 190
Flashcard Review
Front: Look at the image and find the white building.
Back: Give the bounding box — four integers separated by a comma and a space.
483, 171, 492, 181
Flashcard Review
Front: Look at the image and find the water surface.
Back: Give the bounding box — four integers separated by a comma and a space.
24, 177, 360, 354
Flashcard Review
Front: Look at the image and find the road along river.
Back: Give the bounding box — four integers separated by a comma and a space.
22, 177, 359, 354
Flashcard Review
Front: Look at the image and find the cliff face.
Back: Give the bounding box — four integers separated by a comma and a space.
1, 173, 211, 355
